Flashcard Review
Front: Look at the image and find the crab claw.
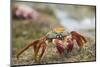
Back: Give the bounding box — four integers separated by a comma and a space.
56, 44, 64, 54
66, 43, 73, 52
63, 35, 74, 56
52, 39, 64, 55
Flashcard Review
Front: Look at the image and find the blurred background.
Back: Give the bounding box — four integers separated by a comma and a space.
11, 1, 96, 65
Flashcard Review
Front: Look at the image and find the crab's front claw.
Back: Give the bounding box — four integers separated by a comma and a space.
56, 44, 64, 54
68, 44, 73, 52
52, 39, 64, 55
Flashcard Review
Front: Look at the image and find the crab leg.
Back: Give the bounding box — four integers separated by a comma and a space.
38, 43, 46, 61
71, 31, 87, 49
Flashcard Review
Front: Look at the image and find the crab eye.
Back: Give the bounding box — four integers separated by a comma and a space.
60, 35, 62, 38
56, 35, 59, 38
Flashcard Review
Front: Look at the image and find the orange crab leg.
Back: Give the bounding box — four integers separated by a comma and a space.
38, 43, 46, 61
71, 31, 87, 49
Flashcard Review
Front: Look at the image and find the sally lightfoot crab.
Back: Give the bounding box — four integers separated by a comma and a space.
16, 27, 87, 63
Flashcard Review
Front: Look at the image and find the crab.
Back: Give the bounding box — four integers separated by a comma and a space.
16, 27, 87, 63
